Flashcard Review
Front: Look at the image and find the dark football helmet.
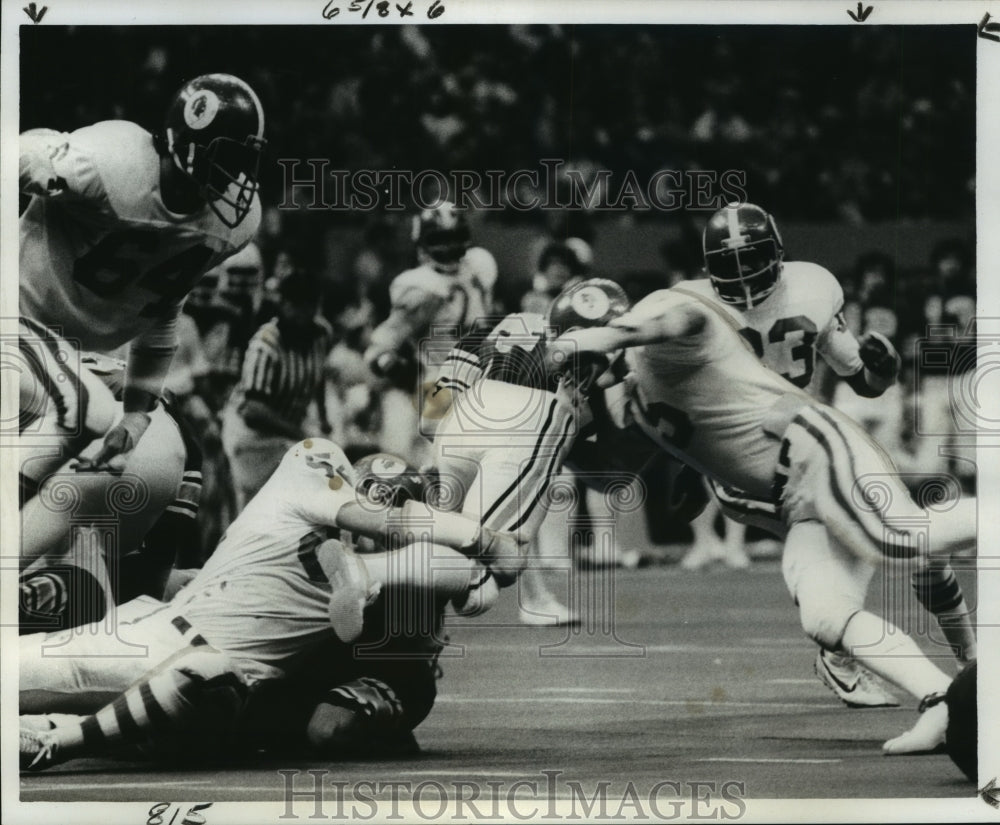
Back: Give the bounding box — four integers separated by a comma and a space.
161, 73, 266, 228
703, 203, 784, 309
352, 453, 428, 509
546, 278, 631, 392
546, 277, 631, 334
412, 202, 471, 270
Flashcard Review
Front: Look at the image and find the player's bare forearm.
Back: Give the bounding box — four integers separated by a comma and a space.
336, 500, 478, 550
335, 499, 525, 583
556, 306, 704, 357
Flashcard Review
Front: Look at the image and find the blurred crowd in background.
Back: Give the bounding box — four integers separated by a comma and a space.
20, 24, 976, 565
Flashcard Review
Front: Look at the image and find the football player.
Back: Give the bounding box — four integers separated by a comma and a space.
547, 278, 976, 756
363, 202, 497, 462
687, 203, 976, 706
18, 73, 265, 488
365, 202, 498, 383
421, 280, 632, 621
19, 441, 515, 770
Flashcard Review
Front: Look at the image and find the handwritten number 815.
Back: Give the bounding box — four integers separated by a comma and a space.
147, 803, 213, 825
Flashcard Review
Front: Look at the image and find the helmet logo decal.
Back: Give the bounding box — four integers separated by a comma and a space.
183, 89, 221, 130
571, 286, 611, 320
373, 456, 407, 478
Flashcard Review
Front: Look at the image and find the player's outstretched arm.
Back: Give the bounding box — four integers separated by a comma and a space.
334, 499, 524, 580
549, 303, 706, 362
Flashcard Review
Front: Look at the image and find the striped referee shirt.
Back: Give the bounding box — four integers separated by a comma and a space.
234, 316, 333, 427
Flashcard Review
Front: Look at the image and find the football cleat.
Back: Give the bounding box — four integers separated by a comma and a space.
20, 727, 62, 772
703, 202, 784, 309
160, 73, 266, 228
814, 649, 900, 708
518, 599, 581, 627
883, 693, 949, 756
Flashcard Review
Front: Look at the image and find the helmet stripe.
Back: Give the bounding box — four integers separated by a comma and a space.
726, 204, 742, 247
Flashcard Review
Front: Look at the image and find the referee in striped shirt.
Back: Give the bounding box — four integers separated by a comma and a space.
222, 269, 334, 511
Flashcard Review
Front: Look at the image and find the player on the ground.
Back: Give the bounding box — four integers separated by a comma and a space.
685, 203, 976, 706
19, 73, 265, 487
546, 278, 976, 756
19, 440, 518, 770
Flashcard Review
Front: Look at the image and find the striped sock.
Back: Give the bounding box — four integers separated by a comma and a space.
911, 564, 977, 663
50, 647, 247, 761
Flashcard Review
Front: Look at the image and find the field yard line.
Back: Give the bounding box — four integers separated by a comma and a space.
533, 687, 636, 693
436, 696, 832, 709
696, 757, 842, 764
397, 770, 535, 777
22, 779, 214, 791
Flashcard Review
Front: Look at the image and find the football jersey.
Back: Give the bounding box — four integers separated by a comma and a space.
436, 312, 556, 394
171, 438, 354, 677
369, 246, 498, 363
679, 262, 863, 391
620, 289, 812, 499
20, 121, 261, 352
432, 311, 588, 437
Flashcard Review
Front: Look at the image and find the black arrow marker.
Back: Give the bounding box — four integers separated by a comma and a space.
23, 2, 48, 23
979, 12, 1000, 42
981, 778, 1000, 809
847, 2, 873, 22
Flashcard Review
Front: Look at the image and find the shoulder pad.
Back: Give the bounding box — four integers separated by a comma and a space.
69, 121, 160, 218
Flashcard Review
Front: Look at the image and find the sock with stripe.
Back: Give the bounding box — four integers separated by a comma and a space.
42, 646, 247, 763
911, 562, 977, 663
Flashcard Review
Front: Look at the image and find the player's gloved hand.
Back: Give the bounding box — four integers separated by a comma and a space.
859, 331, 901, 382
74, 411, 151, 473
477, 528, 527, 587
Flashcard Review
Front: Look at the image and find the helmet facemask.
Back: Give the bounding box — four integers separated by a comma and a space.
419, 225, 471, 270
706, 237, 783, 309
169, 130, 264, 228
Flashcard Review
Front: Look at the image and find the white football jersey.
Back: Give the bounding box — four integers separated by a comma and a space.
369, 246, 498, 365
171, 438, 355, 677
20, 121, 260, 352
679, 262, 863, 391
621, 289, 812, 499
